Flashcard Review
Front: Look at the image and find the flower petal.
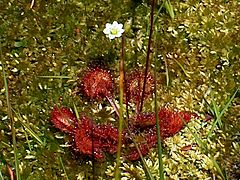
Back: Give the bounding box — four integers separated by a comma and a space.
108, 34, 116, 39
117, 23, 123, 29
105, 23, 112, 29
112, 21, 118, 26
103, 28, 110, 34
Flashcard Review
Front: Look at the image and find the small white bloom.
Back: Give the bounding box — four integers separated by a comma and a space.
103, 21, 124, 40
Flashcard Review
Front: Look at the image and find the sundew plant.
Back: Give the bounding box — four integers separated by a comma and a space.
0, 0, 240, 179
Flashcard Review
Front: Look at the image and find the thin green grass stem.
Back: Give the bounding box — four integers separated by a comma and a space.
0, 170, 3, 180
113, 34, 153, 179
2, 63, 21, 180
207, 88, 239, 137
24, 130, 32, 152
115, 35, 125, 180
58, 156, 69, 180
73, 102, 80, 119
173, 59, 190, 78
1, 141, 11, 148
118, 113, 154, 178
124, 125, 154, 180
13, 110, 45, 146
181, 116, 226, 179
210, 155, 225, 180
37, 75, 71, 79
153, 0, 166, 24
164, 0, 175, 20
211, 92, 222, 128
154, 35, 164, 180
218, 87, 239, 118
106, 95, 120, 117
1, 41, 21, 180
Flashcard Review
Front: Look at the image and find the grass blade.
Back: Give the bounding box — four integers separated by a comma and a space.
184, 121, 207, 152
173, 59, 190, 78
2, 76, 20, 179
23, 130, 32, 152
20, 120, 45, 146
203, 97, 215, 116
181, 116, 226, 179
212, 101, 222, 128
37, 76, 71, 79
12, 110, 45, 146
219, 87, 239, 118
124, 126, 154, 180
0, 168, 4, 180
154, 27, 164, 180
154, 67, 164, 180
73, 102, 80, 119
207, 88, 239, 137
153, 0, 166, 24
164, 0, 174, 20
210, 156, 225, 179
1, 46, 21, 179
58, 156, 69, 180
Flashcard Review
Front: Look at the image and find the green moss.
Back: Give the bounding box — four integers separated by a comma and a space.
0, 0, 239, 179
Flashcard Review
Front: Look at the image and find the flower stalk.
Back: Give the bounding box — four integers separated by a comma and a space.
115, 34, 125, 180
154, 33, 164, 180
139, 0, 156, 112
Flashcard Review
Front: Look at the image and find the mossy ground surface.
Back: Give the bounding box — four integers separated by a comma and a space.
0, 0, 240, 179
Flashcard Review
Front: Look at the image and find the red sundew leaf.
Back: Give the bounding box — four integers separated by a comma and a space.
73, 115, 120, 159
159, 108, 193, 138
50, 105, 197, 161
131, 112, 155, 127
124, 127, 158, 161
81, 67, 114, 100
74, 115, 105, 159
125, 143, 151, 161
125, 70, 154, 105
94, 124, 119, 142
50, 106, 78, 134
124, 108, 196, 160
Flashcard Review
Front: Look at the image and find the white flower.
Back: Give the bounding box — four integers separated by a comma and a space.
103, 21, 124, 40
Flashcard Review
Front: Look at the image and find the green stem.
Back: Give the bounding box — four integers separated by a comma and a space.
154, 39, 164, 179
115, 35, 125, 179
58, 156, 69, 180
2, 64, 21, 179
153, 0, 166, 24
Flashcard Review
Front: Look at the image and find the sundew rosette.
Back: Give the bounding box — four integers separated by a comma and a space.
124, 108, 196, 161
80, 67, 114, 100
125, 70, 154, 112
49, 106, 196, 161
79, 67, 120, 116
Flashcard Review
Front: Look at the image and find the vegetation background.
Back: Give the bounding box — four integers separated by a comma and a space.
0, 0, 239, 179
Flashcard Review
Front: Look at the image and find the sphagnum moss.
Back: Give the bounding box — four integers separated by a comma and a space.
0, 0, 239, 179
